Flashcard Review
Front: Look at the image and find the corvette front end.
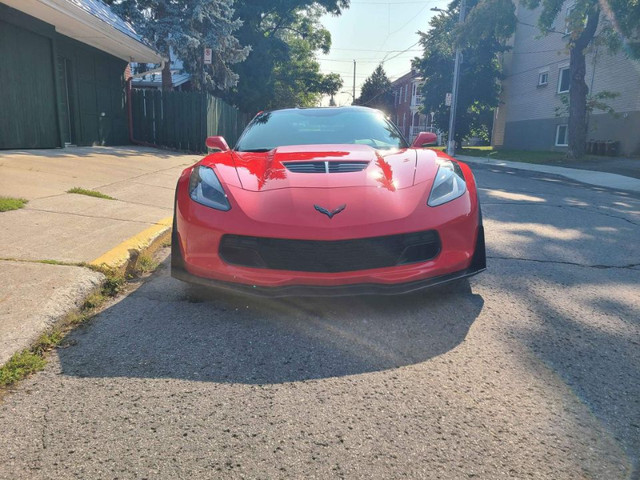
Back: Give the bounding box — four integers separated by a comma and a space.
171, 107, 485, 296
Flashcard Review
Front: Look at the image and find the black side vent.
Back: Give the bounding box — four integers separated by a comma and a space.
283, 161, 369, 173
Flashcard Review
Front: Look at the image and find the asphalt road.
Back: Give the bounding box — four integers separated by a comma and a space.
1, 164, 639, 479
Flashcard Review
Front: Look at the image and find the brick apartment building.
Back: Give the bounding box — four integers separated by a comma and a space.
390, 70, 433, 142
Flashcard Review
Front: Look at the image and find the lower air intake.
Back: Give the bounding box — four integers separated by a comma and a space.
219, 230, 441, 273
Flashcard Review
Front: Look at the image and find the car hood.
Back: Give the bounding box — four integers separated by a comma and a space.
201, 144, 439, 192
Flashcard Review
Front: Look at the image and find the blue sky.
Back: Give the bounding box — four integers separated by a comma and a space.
318, 0, 448, 106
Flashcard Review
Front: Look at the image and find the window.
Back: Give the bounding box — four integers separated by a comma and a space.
564, 5, 588, 35
538, 71, 549, 86
235, 109, 408, 151
558, 67, 570, 93
555, 124, 568, 146
404, 85, 408, 103
564, 5, 574, 35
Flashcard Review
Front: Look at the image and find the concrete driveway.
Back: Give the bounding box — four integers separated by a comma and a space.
0, 161, 639, 478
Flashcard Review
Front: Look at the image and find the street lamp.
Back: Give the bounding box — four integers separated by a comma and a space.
339, 90, 356, 106
431, 3, 466, 156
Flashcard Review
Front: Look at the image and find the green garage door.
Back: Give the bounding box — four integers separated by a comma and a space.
0, 20, 60, 149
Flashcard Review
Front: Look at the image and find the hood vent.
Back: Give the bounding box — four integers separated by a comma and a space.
283, 161, 369, 173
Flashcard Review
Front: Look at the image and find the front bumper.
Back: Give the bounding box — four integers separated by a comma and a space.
170, 160, 485, 297
171, 221, 486, 297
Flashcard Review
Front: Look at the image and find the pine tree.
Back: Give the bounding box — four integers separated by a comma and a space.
112, 0, 249, 92
354, 65, 393, 115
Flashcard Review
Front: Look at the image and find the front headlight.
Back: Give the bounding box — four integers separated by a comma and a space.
427, 159, 467, 207
189, 165, 231, 211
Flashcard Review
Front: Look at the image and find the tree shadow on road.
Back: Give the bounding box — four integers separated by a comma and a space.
57, 263, 484, 384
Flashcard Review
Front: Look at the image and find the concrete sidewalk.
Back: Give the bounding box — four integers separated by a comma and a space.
0, 146, 199, 365
456, 154, 640, 193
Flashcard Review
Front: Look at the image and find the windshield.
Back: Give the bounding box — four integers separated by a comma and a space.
235, 108, 408, 152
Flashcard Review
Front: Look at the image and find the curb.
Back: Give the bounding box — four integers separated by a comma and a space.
456, 155, 640, 193
90, 216, 173, 274
0, 217, 174, 372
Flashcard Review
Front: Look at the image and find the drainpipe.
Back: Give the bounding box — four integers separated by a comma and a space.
127, 61, 166, 148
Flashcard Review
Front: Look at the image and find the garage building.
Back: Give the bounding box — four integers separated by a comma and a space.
0, 0, 163, 149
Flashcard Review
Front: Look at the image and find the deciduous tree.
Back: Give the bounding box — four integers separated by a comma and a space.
415, 0, 515, 144
222, 1, 349, 112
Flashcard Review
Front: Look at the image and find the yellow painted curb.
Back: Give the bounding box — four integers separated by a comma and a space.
90, 216, 173, 270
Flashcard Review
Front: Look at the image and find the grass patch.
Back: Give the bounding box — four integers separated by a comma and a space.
454, 147, 569, 163
0, 197, 28, 212
33, 330, 65, 355
0, 352, 46, 387
0, 266, 127, 390
67, 187, 114, 200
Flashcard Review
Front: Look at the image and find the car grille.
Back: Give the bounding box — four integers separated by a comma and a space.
219, 230, 441, 273
283, 161, 369, 173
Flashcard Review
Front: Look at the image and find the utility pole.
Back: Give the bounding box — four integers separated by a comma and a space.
445, 0, 466, 156
352, 60, 356, 104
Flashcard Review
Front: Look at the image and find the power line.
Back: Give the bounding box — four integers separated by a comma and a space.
387, 3, 432, 36
504, 57, 569, 78
381, 40, 422, 63
329, 47, 423, 52
516, 20, 566, 35
350, 1, 437, 4
319, 55, 417, 63
509, 48, 566, 54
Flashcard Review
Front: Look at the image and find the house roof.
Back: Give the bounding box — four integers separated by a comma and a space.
1, 0, 165, 63
66, 0, 142, 43
391, 70, 423, 86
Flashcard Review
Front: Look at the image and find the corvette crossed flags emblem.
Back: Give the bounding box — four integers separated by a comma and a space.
314, 204, 346, 219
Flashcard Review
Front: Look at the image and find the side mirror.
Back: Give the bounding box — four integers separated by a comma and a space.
205, 136, 229, 152
411, 132, 437, 148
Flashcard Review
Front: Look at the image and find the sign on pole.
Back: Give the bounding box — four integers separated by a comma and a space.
204, 48, 212, 65
445, 93, 452, 107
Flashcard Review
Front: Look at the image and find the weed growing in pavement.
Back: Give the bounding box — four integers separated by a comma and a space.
0, 266, 128, 390
0, 197, 28, 212
67, 187, 115, 200
39, 259, 75, 266
135, 254, 159, 274
0, 352, 46, 387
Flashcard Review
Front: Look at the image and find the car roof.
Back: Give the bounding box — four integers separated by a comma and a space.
266, 106, 382, 115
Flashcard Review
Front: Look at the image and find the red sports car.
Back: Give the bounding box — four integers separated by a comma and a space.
171, 106, 485, 296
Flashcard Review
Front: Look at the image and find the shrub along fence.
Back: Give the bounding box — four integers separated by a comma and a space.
131, 89, 249, 153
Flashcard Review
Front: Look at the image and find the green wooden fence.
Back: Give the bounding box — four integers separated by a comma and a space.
131, 89, 248, 153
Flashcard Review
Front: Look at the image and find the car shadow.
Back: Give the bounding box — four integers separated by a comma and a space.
58, 261, 484, 385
